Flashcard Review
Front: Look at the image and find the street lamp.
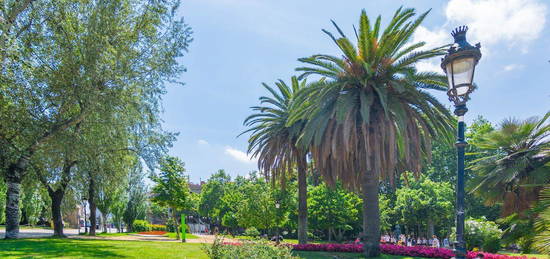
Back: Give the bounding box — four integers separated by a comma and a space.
441, 26, 481, 259
275, 201, 281, 245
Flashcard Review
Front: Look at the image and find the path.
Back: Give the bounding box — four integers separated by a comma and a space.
0, 227, 79, 238
0, 227, 236, 244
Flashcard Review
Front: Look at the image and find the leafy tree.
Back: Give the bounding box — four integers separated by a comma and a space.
123, 162, 148, 233
242, 77, 310, 244
0, 0, 191, 238
394, 175, 454, 237
199, 170, 231, 221
308, 183, 361, 242
20, 181, 46, 226
151, 156, 193, 240
289, 8, 453, 256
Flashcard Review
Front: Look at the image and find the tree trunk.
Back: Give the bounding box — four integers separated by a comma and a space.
4, 176, 22, 239
362, 170, 381, 257
49, 189, 66, 237
427, 219, 435, 238
173, 209, 180, 240
88, 178, 97, 236
102, 214, 108, 233
297, 152, 308, 244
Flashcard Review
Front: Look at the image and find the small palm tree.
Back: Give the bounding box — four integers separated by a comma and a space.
289, 8, 454, 257
241, 77, 310, 244
534, 186, 550, 253
469, 112, 550, 216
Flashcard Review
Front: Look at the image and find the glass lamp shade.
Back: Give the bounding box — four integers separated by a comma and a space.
446, 57, 475, 96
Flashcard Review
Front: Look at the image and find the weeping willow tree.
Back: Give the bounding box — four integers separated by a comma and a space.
289, 8, 454, 257
241, 77, 310, 244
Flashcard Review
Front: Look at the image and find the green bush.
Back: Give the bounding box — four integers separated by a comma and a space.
453, 217, 502, 252
150, 224, 167, 231
244, 227, 260, 237
133, 220, 151, 232
202, 237, 296, 259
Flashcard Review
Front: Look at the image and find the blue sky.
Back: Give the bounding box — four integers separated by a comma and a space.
161, 0, 550, 182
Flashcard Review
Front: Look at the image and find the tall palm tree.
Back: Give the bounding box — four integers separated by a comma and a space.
289, 8, 454, 257
241, 77, 310, 244
469, 112, 550, 216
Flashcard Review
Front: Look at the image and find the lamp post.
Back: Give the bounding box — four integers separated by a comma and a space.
441, 26, 481, 259
275, 201, 281, 245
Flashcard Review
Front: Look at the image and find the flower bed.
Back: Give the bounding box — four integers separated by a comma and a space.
137, 230, 167, 235
291, 243, 538, 259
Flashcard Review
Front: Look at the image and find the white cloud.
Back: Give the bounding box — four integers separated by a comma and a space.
413, 26, 449, 51
224, 146, 257, 164
416, 61, 444, 73
503, 64, 524, 71
445, 0, 546, 50
197, 139, 209, 145
414, 0, 547, 55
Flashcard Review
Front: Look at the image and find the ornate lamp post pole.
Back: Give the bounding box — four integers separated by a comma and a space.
441, 26, 482, 259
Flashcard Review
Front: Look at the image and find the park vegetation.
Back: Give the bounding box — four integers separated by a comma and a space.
0, 2, 548, 258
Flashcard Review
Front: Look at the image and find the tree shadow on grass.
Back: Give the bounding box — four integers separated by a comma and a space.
0, 238, 127, 258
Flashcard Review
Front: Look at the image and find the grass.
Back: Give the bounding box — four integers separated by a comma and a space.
0, 238, 547, 259
0, 238, 424, 259
0, 238, 208, 259
501, 252, 549, 259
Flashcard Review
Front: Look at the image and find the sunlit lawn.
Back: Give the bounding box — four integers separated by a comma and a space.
0, 238, 420, 259
0, 238, 546, 259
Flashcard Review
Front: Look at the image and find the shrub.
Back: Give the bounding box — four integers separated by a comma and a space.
244, 227, 260, 237
455, 217, 503, 252
202, 237, 296, 259
150, 224, 167, 231
132, 220, 150, 232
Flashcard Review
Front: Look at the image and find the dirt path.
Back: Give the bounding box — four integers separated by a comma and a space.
0, 227, 238, 244
72, 233, 238, 244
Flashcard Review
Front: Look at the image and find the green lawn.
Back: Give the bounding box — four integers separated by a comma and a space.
501, 252, 549, 259
0, 238, 208, 259
0, 238, 546, 259
0, 238, 419, 259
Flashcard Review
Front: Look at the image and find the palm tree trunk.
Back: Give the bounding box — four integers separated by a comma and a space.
297, 152, 308, 244
362, 169, 381, 257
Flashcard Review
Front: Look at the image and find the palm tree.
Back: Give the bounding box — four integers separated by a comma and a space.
241, 77, 310, 244
289, 8, 454, 257
469, 113, 550, 216
534, 186, 550, 254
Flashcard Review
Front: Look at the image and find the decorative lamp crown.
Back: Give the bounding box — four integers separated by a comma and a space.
440, 26, 482, 108
451, 26, 471, 48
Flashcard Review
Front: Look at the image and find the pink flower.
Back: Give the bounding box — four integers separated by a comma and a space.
291, 243, 537, 259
